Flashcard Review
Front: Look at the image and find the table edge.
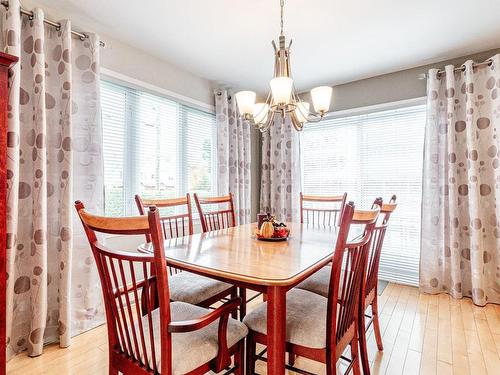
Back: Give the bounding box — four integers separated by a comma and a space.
164, 253, 334, 287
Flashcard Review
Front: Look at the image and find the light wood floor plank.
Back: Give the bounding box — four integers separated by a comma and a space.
464, 328, 488, 375
419, 322, 438, 375
385, 329, 411, 375
437, 312, 453, 364
7, 283, 500, 375
402, 349, 421, 375
436, 360, 453, 375
484, 305, 500, 335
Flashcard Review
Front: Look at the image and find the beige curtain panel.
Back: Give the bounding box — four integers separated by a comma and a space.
1, 0, 105, 358
215, 90, 251, 224
260, 114, 301, 222
421, 54, 500, 306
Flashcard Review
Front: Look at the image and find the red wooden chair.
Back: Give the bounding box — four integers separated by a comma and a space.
244, 202, 379, 375
134, 194, 237, 310
358, 195, 397, 375
300, 192, 347, 227
193, 193, 236, 232
296, 196, 397, 375
75, 201, 247, 375
135, 194, 194, 243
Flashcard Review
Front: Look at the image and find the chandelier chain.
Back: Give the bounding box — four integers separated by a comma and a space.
280, 0, 285, 36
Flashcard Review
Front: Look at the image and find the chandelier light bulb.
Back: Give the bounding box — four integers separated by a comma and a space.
310, 86, 333, 113
270, 77, 293, 105
235, 91, 256, 116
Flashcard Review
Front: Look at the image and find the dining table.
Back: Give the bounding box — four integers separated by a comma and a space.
138, 222, 350, 375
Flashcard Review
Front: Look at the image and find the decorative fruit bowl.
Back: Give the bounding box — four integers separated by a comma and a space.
255, 214, 290, 241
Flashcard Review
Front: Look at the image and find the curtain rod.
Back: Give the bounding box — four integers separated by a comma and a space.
1, 0, 105, 47
417, 59, 493, 80
216, 90, 232, 100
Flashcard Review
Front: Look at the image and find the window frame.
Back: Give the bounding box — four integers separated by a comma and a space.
300, 97, 427, 286
100, 70, 217, 220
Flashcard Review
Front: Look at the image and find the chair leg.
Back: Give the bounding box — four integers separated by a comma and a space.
325, 352, 336, 375
358, 312, 371, 375
234, 341, 245, 375
288, 351, 296, 366
239, 287, 247, 320
230, 287, 238, 319
350, 336, 362, 375
372, 299, 384, 351
246, 332, 256, 375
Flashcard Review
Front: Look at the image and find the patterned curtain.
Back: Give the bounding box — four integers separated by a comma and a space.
260, 114, 302, 222
215, 90, 251, 224
1, 0, 104, 358
421, 54, 500, 306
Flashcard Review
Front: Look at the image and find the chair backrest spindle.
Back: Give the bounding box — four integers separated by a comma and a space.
135, 194, 194, 241
136, 194, 194, 276
194, 193, 236, 232
300, 192, 347, 227
365, 195, 397, 301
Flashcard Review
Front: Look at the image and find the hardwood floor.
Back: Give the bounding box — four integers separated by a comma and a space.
7, 283, 500, 374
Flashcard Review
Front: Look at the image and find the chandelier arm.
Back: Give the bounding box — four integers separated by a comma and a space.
291, 87, 301, 101
256, 110, 270, 132
253, 90, 273, 126
292, 85, 326, 122
291, 88, 312, 120
260, 111, 275, 133
305, 113, 326, 123
290, 87, 329, 120
264, 89, 273, 106
290, 111, 304, 131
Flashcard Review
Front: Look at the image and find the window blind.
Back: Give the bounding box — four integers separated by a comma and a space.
301, 105, 426, 286
101, 80, 216, 217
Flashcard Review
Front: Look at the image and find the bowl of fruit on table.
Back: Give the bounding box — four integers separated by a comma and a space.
255, 215, 290, 241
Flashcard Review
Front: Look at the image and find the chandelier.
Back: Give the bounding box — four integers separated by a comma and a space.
235, 0, 332, 132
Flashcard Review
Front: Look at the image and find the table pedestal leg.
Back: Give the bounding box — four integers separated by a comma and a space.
266, 286, 286, 375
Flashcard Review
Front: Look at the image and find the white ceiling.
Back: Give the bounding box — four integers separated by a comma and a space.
35, 0, 500, 93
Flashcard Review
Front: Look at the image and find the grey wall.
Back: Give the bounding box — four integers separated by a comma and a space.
99, 37, 214, 106
302, 48, 500, 112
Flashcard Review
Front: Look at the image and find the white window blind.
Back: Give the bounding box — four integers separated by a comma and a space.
301, 105, 426, 286
101, 80, 216, 216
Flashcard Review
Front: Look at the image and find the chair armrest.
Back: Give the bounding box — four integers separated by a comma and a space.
167, 297, 241, 333
168, 297, 241, 372
140, 275, 159, 316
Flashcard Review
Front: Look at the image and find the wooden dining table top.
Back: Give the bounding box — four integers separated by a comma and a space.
138, 222, 360, 286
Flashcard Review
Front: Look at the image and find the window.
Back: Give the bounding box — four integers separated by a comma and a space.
301, 104, 426, 285
101, 80, 216, 216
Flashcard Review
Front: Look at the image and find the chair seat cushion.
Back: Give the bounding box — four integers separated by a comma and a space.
296, 265, 331, 298
243, 289, 328, 349
169, 271, 232, 305
136, 301, 248, 374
